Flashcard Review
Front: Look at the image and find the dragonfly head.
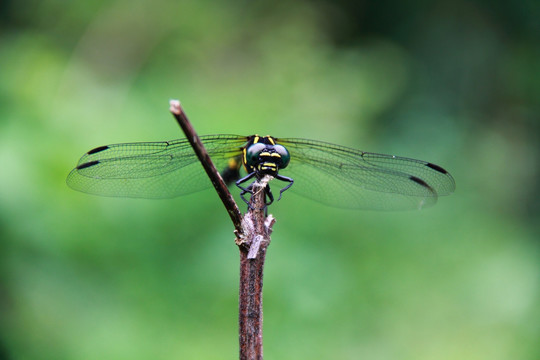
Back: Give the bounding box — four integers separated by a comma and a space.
243, 136, 290, 177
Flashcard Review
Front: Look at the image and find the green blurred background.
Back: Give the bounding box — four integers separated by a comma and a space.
1, 0, 539, 359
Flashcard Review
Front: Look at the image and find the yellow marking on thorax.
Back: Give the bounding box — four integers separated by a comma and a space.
242, 148, 247, 166
228, 158, 238, 169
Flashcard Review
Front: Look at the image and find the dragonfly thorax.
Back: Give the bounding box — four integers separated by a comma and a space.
243, 136, 290, 178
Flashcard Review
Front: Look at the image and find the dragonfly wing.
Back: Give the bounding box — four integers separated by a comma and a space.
278, 138, 455, 210
66, 135, 247, 198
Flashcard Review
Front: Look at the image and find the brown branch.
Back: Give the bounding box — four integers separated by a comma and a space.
169, 100, 272, 359
238, 178, 275, 360
169, 100, 243, 234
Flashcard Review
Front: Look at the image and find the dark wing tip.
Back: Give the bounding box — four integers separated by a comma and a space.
87, 145, 109, 155
409, 175, 432, 190
76, 160, 100, 170
426, 162, 448, 174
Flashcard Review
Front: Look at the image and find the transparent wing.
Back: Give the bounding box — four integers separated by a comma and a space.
277, 138, 455, 210
66, 135, 248, 198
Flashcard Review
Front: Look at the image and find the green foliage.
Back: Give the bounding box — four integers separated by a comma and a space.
1, 0, 539, 359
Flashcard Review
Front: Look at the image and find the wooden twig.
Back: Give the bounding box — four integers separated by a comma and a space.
169, 100, 272, 359
238, 179, 274, 360
169, 100, 243, 234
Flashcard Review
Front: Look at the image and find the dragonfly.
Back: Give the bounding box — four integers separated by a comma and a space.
66, 134, 455, 210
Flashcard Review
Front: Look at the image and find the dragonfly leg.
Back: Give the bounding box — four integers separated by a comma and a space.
236, 172, 257, 207
263, 188, 271, 216
264, 185, 274, 206
242, 183, 271, 211
275, 174, 294, 201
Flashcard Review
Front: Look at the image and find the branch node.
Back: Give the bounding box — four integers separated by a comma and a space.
247, 235, 265, 259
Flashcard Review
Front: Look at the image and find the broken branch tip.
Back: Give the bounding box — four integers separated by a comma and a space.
169, 99, 182, 115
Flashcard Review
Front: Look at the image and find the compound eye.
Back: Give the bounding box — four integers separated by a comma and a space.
245, 143, 266, 167
274, 145, 290, 168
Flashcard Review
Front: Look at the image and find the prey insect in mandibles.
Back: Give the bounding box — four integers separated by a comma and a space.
67, 134, 455, 210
